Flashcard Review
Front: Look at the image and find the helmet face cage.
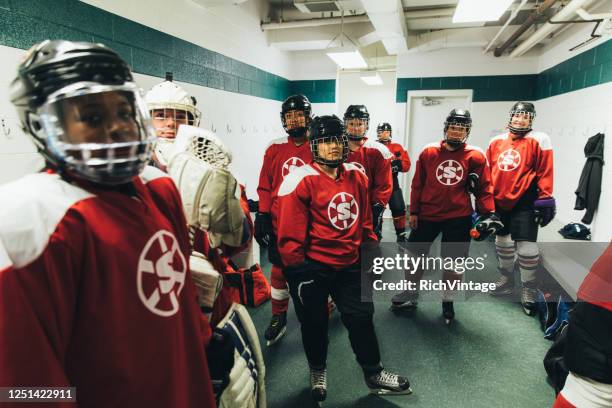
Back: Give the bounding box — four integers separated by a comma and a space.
281, 108, 312, 138
444, 119, 472, 146
310, 134, 349, 168
188, 132, 232, 169
344, 117, 369, 141
37, 82, 156, 185
508, 108, 535, 134
281, 95, 312, 138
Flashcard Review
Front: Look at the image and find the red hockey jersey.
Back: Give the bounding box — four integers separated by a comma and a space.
346, 138, 393, 205
410, 141, 495, 221
257, 136, 313, 228
276, 163, 377, 269
385, 141, 411, 173
0, 167, 215, 408
486, 131, 554, 211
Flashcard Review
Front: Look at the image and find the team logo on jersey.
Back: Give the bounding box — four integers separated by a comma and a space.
436, 159, 464, 186
328, 192, 359, 230
497, 148, 521, 171
282, 157, 306, 178
347, 161, 367, 174
137, 230, 187, 317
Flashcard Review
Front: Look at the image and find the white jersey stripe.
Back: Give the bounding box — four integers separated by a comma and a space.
0, 173, 94, 269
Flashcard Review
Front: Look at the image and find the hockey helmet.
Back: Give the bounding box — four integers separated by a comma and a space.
280, 94, 312, 138
10, 40, 155, 186
508, 101, 535, 135
308, 115, 349, 168
343, 104, 369, 141
444, 108, 472, 147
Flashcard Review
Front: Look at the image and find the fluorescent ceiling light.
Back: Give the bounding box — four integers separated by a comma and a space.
453, 0, 514, 23
327, 49, 368, 69
360, 72, 383, 86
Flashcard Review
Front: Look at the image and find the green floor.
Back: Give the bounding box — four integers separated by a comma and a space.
248, 223, 556, 408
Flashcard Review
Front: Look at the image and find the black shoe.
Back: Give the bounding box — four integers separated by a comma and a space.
396, 232, 407, 243
490, 270, 515, 297
310, 367, 327, 402
390, 290, 419, 311
442, 301, 455, 324
521, 281, 538, 316
365, 369, 412, 395
265, 312, 287, 346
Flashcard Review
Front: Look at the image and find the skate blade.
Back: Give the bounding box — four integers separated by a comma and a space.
444, 318, 453, 325
390, 302, 418, 312
369, 386, 413, 396
265, 326, 287, 346
489, 289, 514, 297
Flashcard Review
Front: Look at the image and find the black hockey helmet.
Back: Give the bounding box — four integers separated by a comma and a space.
308, 115, 348, 168
343, 104, 369, 140
10, 40, 155, 185
280, 94, 312, 138
508, 101, 536, 135
444, 108, 472, 147
377, 122, 392, 143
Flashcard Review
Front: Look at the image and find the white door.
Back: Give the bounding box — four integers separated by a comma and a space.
403, 93, 472, 204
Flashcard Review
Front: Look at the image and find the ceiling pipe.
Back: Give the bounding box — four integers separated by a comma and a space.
261, 7, 458, 31
510, 0, 596, 57
484, 0, 529, 54
494, 0, 558, 57
261, 13, 369, 30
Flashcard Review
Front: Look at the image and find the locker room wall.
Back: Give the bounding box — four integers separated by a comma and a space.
0, 42, 284, 199
337, 71, 398, 140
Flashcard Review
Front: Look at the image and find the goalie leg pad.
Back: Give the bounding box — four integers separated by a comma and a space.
217, 304, 267, 408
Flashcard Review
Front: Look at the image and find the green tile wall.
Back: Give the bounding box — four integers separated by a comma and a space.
0, 0, 335, 103
396, 39, 612, 103
396, 74, 538, 103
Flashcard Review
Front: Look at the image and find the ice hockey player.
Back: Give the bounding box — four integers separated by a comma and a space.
145, 79, 266, 407
0, 40, 215, 407
276, 115, 412, 403
391, 109, 500, 324
344, 105, 393, 241
487, 102, 555, 316
255, 94, 314, 346
145, 71, 200, 171
376, 122, 411, 242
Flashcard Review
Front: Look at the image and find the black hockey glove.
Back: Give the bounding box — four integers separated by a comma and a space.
534, 198, 556, 227
372, 203, 385, 241
470, 212, 504, 241
254, 212, 272, 247
391, 159, 402, 174
206, 328, 235, 400
466, 172, 480, 195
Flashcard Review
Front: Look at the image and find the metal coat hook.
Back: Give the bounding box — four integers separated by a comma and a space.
211, 122, 216, 133
226, 124, 232, 133
241, 125, 247, 133
1, 119, 11, 138
253, 125, 258, 133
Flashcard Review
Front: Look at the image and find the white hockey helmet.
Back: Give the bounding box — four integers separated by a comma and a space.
145, 72, 200, 126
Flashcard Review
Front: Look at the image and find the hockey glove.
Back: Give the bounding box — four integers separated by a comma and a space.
254, 212, 272, 247
391, 159, 402, 174
470, 212, 504, 241
372, 203, 385, 240
466, 172, 480, 195
206, 328, 235, 400
534, 197, 556, 227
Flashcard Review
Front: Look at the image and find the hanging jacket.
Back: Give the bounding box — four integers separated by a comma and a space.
575, 133, 605, 224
